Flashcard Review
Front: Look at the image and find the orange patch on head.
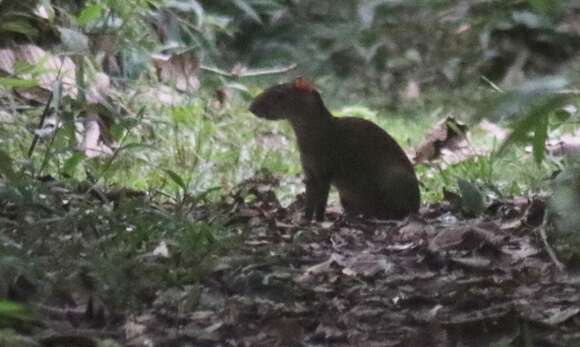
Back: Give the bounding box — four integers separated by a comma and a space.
293, 77, 315, 93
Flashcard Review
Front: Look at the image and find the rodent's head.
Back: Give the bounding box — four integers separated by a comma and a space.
249, 78, 323, 120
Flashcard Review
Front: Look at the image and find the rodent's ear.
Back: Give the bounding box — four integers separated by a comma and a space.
293, 77, 315, 93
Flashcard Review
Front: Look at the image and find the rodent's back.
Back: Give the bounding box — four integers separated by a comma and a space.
333, 117, 414, 171
331, 116, 420, 217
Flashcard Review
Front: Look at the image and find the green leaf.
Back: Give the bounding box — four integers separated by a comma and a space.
483, 76, 567, 122
63, 152, 86, 177
490, 77, 569, 163
457, 178, 485, 217
164, 169, 187, 191
231, 0, 262, 24
552, 108, 572, 123
528, 0, 559, 14
498, 95, 566, 160
119, 143, 155, 152
166, 0, 204, 27
170, 107, 189, 125
12, 60, 41, 75
0, 300, 31, 321
532, 112, 548, 164
76, 4, 103, 26
0, 19, 39, 36
110, 123, 125, 142
0, 150, 17, 182
0, 77, 39, 88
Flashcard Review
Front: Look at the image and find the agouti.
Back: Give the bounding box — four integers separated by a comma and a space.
250, 77, 420, 221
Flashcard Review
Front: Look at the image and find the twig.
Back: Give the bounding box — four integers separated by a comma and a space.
27, 91, 54, 158
480, 75, 503, 93
38, 83, 63, 176
557, 89, 580, 95
538, 214, 565, 272
200, 63, 297, 78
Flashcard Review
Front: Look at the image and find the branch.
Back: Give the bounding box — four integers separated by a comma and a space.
538, 215, 565, 272
200, 63, 297, 78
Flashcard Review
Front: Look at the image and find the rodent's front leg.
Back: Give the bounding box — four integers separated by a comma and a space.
304, 175, 330, 221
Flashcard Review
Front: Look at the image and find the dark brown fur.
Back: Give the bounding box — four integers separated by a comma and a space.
250, 78, 420, 220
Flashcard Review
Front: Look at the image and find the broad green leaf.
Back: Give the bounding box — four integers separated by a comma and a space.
0, 19, 39, 36
76, 4, 103, 26
0, 78, 39, 88
12, 60, 40, 75
0, 300, 31, 321
457, 178, 484, 217
164, 169, 187, 191
498, 95, 566, 159
483, 76, 567, 122
110, 123, 126, 142
552, 108, 572, 123
489, 76, 570, 164
170, 106, 190, 125
550, 106, 573, 130
63, 152, 85, 177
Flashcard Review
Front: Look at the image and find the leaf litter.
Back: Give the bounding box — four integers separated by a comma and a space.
3, 171, 580, 346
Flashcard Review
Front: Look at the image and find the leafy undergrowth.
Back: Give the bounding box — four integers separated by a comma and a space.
1, 172, 579, 347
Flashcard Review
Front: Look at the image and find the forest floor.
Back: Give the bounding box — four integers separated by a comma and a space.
3, 172, 580, 347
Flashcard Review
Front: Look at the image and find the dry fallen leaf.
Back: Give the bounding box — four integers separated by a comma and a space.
15, 44, 77, 102
340, 253, 394, 277
86, 72, 111, 104
479, 119, 508, 141
546, 130, 580, 157
401, 79, 421, 100
414, 116, 470, 164
124, 314, 151, 341
78, 113, 113, 158
152, 50, 200, 93
152, 241, 170, 258
541, 307, 580, 326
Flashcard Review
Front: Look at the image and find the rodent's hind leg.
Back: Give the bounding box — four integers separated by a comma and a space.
377, 173, 420, 219
339, 191, 363, 217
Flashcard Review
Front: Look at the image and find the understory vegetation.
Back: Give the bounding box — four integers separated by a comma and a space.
1, 0, 580, 345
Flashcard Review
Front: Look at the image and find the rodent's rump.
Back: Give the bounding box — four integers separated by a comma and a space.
250, 77, 420, 221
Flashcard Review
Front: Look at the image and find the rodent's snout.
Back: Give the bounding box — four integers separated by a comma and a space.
249, 101, 259, 115
249, 99, 265, 117
250, 93, 282, 120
